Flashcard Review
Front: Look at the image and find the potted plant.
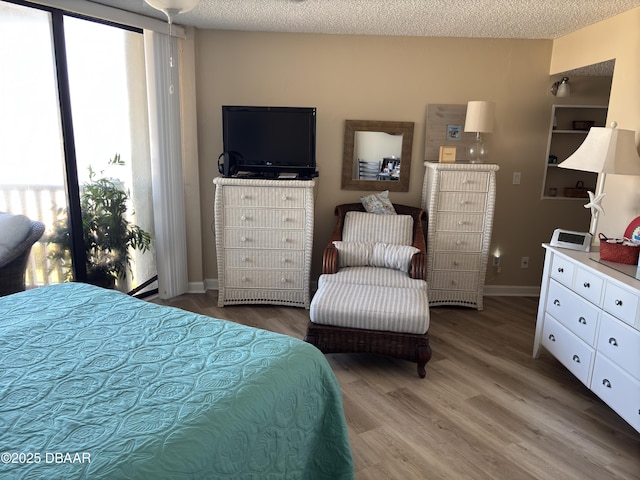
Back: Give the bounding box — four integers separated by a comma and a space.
48, 154, 152, 289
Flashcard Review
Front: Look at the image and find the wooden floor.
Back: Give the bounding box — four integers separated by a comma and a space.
154, 293, 640, 480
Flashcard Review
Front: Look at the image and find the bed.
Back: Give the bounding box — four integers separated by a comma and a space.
0, 283, 354, 479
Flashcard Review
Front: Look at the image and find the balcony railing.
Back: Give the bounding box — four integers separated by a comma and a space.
0, 184, 67, 288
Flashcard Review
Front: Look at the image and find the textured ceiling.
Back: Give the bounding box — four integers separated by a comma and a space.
90, 0, 640, 40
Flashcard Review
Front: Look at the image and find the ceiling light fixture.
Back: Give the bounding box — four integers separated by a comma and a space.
145, 0, 199, 93
551, 77, 570, 97
145, 0, 199, 25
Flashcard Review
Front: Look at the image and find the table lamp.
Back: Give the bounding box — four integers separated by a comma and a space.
558, 122, 640, 236
464, 101, 495, 163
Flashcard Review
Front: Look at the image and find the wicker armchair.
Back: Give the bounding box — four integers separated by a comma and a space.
0, 220, 45, 297
305, 203, 432, 378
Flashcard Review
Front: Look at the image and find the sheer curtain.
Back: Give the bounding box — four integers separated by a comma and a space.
144, 30, 188, 299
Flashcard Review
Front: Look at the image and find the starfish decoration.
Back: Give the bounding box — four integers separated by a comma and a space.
584, 190, 606, 217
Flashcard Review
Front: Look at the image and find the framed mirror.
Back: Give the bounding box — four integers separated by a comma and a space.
341, 120, 414, 192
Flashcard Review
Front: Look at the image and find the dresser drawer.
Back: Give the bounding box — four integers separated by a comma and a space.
597, 312, 640, 381
439, 171, 490, 192
225, 250, 305, 270
432, 253, 482, 271
223, 208, 305, 229
573, 267, 604, 305
591, 354, 640, 432
223, 186, 306, 208
550, 254, 575, 287
603, 282, 639, 327
546, 280, 600, 346
434, 232, 482, 253
224, 229, 305, 250
541, 314, 594, 386
434, 212, 484, 232
225, 269, 304, 289
436, 192, 487, 213
431, 271, 479, 291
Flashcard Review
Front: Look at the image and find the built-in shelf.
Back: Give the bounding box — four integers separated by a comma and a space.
542, 104, 607, 200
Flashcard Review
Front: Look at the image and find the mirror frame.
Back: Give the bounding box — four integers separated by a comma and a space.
341, 120, 414, 192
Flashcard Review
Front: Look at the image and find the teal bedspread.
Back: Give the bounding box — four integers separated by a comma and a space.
0, 283, 354, 479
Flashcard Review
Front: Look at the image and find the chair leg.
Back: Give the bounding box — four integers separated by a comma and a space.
416, 343, 432, 378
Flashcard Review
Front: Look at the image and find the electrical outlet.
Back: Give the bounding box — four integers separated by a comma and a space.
521, 256, 529, 268
513, 172, 521, 185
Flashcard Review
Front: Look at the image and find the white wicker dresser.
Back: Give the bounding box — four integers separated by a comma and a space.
213, 177, 315, 308
421, 162, 499, 310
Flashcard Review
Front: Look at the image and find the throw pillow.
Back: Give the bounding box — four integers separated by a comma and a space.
360, 190, 396, 215
371, 243, 420, 273
333, 241, 374, 268
333, 241, 419, 273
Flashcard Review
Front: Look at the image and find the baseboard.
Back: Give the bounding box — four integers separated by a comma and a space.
188, 281, 208, 294
201, 279, 537, 298
484, 285, 540, 297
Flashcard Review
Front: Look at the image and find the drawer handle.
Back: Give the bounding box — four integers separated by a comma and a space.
557, 267, 564, 273
281, 277, 288, 283
578, 317, 586, 325
241, 256, 248, 262
548, 334, 556, 342
602, 379, 611, 388
451, 280, 457, 286
459, 200, 467, 205
240, 236, 247, 242
572, 355, 580, 363
282, 237, 288, 243
453, 261, 460, 266
456, 240, 462, 246
240, 194, 247, 200
282, 195, 289, 201
615, 299, 623, 306
608, 337, 618, 347
553, 299, 560, 306
282, 216, 289, 222
458, 220, 466, 226
241, 276, 248, 282
583, 282, 590, 288
240, 215, 247, 221
281, 258, 288, 263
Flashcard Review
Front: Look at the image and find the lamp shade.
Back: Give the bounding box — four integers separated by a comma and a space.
145, 0, 199, 14
558, 123, 640, 175
464, 101, 495, 133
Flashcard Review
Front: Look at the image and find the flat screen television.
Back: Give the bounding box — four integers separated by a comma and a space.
221, 105, 317, 179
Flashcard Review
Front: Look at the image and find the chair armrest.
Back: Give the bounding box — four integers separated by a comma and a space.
322, 245, 339, 274
410, 209, 427, 280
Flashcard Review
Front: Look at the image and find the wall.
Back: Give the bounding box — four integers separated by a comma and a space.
550, 7, 640, 240
191, 30, 611, 292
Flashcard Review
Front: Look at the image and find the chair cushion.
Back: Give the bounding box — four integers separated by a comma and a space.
333, 241, 419, 273
0, 213, 31, 262
342, 211, 413, 245
319, 267, 427, 289
310, 281, 429, 334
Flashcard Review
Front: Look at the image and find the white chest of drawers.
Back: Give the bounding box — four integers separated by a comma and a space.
534, 244, 640, 432
421, 162, 499, 310
213, 177, 315, 308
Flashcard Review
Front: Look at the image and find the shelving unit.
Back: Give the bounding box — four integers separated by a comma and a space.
541, 105, 608, 200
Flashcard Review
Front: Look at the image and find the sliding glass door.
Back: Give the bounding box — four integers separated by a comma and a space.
0, 1, 157, 294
